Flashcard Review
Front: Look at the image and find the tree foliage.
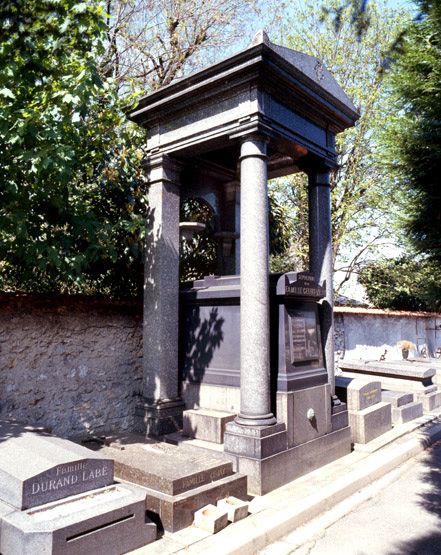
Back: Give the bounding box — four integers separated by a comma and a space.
0, 0, 146, 296
269, 0, 409, 292
382, 0, 441, 261
102, 0, 264, 91
359, 256, 441, 311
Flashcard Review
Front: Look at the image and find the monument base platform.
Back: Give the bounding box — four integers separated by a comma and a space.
0, 484, 156, 555
134, 399, 185, 437
99, 439, 247, 532
225, 426, 351, 496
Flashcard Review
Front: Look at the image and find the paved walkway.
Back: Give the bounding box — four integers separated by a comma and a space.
131, 413, 441, 555
263, 440, 441, 555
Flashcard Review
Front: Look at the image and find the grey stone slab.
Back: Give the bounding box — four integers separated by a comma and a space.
231, 426, 351, 496
416, 390, 441, 412
144, 473, 247, 532
0, 422, 113, 510
0, 500, 14, 546
392, 402, 423, 425
223, 422, 287, 459
100, 443, 233, 496
341, 370, 436, 394
349, 402, 392, 444
0, 483, 156, 555
183, 409, 236, 444
336, 377, 381, 412
277, 384, 331, 448
331, 409, 349, 432
381, 390, 414, 408
340, 359, 436, 380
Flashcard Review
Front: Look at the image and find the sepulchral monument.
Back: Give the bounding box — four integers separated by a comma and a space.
127, 31, 359, 495
0, 421, 156, 554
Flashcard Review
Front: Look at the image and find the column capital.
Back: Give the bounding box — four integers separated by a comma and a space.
239, 134, 268, 162
306, 167, 332, 187
143, 153, 184, 186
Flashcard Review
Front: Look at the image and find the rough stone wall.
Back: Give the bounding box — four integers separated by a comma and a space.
0, 294, 143, 438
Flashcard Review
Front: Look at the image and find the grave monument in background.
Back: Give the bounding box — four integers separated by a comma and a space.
128, 30, 359, 494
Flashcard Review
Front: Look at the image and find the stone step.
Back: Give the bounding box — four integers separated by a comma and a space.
381, 390, 414, 407
392, 402, 424, 425
183, 409, 236, 444
349, 402, 392, 444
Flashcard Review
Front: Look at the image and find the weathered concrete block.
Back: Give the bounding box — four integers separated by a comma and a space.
0, 484, 156, 555
183, 409, 235, 444
193, 504, 228, 534
392, 402, 423, 425
349, 402, 392, 444
217, 496, 248, 522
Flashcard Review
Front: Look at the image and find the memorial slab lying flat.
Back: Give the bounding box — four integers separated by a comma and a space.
100, 440, 247, 532
339, 360, 441, 412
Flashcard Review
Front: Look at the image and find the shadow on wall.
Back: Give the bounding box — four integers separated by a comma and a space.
179, 306, 224, 408
143, 194, 225, 409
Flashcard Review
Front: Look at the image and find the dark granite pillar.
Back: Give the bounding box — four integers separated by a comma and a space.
308, 168, 338, 403
235, 135, 276, 427
223, 136, 287, 472
136, 154, 185, 436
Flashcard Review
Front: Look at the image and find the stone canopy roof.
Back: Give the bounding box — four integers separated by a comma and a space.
251, 30, 356, 113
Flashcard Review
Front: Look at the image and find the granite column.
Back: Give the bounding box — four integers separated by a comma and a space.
235, 136, 276, 427
308, 168, 338, 403
137, 154, 185, 436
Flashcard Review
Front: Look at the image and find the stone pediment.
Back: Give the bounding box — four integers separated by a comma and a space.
249, 29, 356, 112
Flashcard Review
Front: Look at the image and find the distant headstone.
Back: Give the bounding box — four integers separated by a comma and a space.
0, 421, 113, 510
347, 379, 381, 411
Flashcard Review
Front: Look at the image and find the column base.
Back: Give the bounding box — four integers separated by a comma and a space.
134, 398, 185, 437
234, 413, 277, 427
223, 421, 287, 459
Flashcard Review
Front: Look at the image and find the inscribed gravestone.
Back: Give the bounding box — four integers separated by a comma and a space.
0, 421, 113, 509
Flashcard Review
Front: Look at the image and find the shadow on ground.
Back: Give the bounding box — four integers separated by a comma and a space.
388, 430, 441, 555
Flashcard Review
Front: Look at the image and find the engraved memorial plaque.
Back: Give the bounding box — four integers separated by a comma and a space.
0, 422, 114, 510
288, 308, 320, 364
22, 458, 114, 509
